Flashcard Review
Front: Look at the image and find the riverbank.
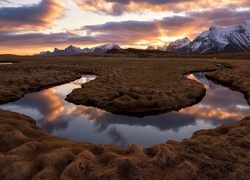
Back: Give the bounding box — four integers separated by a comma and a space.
0, 55, 250, 178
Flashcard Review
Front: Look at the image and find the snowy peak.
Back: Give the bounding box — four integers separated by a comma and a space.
54, 48, 60, 52
146, 46, 156, 50
168, 37, 191, 48
242, 20, 250, 32
157, 45, 168, 51
105, 42, 121, 49
167, 37, 191, 52
92, 43, 121, 53
178, 20, 250, 54
65, 45, 82, 53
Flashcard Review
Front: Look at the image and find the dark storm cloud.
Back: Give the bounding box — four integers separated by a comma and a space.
0, 0, 64, 31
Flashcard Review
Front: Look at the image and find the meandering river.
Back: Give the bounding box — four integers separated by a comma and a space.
1, 73, 249, 147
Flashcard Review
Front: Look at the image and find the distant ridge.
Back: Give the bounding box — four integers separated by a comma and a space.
37, 21, 250, 56
38, 43, 121, 56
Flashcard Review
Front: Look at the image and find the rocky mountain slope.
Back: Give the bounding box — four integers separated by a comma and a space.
167, 37, 191, 52
168, 20, 250, 54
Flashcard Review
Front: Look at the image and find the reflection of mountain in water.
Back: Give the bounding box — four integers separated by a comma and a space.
0, 73, 250, 147
186, 72, 219, 90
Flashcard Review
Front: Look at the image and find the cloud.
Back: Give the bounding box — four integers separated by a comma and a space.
0, 0, 10, 5
0, 0, 64, 31
189, 8, 250, 27
0, 31, 100, 47
80, 8, 250, 44
0, 6, 249, 55
107, 126, 127, 147
74, 0, 248, 16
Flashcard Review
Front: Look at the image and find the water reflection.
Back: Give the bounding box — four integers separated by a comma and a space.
0, 62, 12, 65
0, 73, 249, 147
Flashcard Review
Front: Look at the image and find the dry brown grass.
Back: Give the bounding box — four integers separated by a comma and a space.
0, 54, 250, 179
64, 57, 222, 116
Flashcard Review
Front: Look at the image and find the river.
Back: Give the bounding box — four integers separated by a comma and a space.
1, 73, 249, 147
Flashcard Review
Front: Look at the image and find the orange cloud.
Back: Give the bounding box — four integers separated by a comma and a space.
0, 0, 64, 31
67, 106, 106, 122
179, 105, 245, 123
39, 88, 65, 122
75, 0, 247, 15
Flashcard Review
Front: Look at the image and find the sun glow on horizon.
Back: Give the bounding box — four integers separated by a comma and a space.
159, 36, 185, 44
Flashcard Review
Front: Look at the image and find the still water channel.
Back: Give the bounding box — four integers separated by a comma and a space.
0, 62, 13, 65
1, 73, 249, 147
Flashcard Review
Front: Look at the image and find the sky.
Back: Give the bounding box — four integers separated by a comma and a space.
0, 0, 250, 55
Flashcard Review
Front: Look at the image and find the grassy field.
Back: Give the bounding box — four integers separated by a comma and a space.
0, 53, 250, 179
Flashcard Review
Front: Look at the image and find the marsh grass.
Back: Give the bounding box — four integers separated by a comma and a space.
0, 54, 250, 179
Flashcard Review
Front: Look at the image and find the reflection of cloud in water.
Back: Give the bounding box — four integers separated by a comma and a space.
66, 105, 105, 122
93, 112, 196, 133
184, 73, 250, 126
107, 126, 127, 147
7, 88, 65, 122
38, 115, 69, 133
32, 88, 69, 133
65, 105, 196, 133
179, 106, 238, 126
38, 88, 65, 121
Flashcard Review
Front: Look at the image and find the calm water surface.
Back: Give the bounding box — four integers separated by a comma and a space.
1, 73, 250, 147
0, 62, 12, 65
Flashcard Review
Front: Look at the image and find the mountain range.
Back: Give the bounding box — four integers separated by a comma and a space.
39, 21, 250, 56
159, 20, 250, 54
39, 43, 121, 56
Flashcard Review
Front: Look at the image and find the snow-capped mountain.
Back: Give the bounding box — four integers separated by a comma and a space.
157, 45, 168, 51
167, 37, 191, 52
177, 20, 250, 54
146, 46, 156, 50
39, 43, 121, 56
91, 43, 121, 53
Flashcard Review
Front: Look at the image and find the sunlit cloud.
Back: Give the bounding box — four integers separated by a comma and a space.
179, 105, 244, 123
79, 9, 250, 47
74, 0, 248, 16
38, 88, 65, 122
67, 106, 106, 122
1, 0, 250, 55
0, 0, 64, 31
